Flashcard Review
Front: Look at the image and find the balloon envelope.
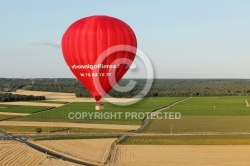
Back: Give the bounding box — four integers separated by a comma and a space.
61, 15, 137, 101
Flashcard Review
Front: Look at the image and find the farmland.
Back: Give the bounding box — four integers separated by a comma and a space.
144, 116, 250, 133
120, 135, 250, 145
144, 96, 250, 133
0, 101, 63, 107
2, 92, 250, 165
0, 140, 80, 166
0, 121, 139, 130
13, 97, 184, 125
0, 104, 52, 114
30, 138, 116, 165
165, 96, 250, 116
0, 115, 18, 121
112, 145, 250, 166
0, 125, 127, 134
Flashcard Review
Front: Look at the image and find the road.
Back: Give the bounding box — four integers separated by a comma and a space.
0, 129, 94, 166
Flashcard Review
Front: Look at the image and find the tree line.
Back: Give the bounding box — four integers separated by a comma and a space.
0, 93, 45, 102
1, 78, 250, 97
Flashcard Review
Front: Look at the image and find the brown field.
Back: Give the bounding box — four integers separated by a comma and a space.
31, 138, 116, 165
0, 101, 64, 107
12, 90, 88, 103
0, 112, 30, 116
0, 121, 140, 130
112, 145, 250, 166
0, 140, 80, 166
12, 90, 77, 100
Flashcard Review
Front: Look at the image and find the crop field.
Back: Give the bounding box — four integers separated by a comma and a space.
13, 97, 184, 125
144, 116, 250, 133
0, 104, 52, 114
144, 96, 250, 133
31, 138, 116, 165
165, 96, 250, 116
112, 145, 250, 166
0, 140, 79, 166
120, 135, 250, 145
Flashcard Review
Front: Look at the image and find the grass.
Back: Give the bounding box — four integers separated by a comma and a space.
0, 105, 53, 113
13, 97, 184, 125
0, 125, 127, 133
119, 135, 250, 145
166, 96, 250, 116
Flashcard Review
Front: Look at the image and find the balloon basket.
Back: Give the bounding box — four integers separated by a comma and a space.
95, 103, 104, 111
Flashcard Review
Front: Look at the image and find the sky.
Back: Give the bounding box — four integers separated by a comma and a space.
0, 0, 250, 78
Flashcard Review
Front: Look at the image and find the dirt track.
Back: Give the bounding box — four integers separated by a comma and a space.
112, 145, 250, 166
0, 121, 140, 130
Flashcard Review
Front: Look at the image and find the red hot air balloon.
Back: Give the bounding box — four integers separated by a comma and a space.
61, 15, 137, 106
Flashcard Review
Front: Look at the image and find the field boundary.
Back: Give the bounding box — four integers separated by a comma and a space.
105, 97, 191, 165
106, 135, 126, 165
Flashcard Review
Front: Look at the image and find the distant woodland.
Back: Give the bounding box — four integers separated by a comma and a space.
0, 93, 45, 102
1, 78, 250, 97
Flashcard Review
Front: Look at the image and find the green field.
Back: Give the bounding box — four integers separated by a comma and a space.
144, 96, 250, 133
119, 135, 250, 145
144, 116, 250, 133
0, 104, 53, 113
13, 97, 184, 125
165, 96, 250, 115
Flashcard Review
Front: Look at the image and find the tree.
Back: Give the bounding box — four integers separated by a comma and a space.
36, 128, 42, 133
153, 92, 158, 97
